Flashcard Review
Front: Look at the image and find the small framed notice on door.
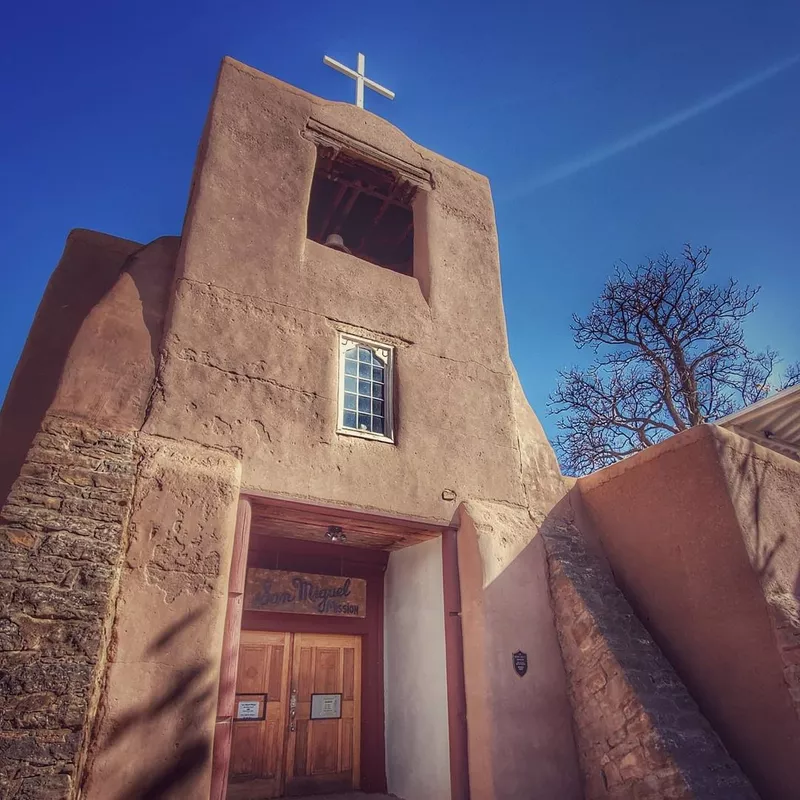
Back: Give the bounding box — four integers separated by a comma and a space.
235, 693, 267, 721
310, 693, 342, 720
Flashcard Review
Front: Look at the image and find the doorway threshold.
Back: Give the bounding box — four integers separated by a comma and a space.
228, 788, 401, 800
291, 795, 401, 800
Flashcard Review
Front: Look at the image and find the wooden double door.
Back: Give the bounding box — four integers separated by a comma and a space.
228, 631, 362, 798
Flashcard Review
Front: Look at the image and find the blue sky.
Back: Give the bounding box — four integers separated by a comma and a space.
1, 0, 798, 440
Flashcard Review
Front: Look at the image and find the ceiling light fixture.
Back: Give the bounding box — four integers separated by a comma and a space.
325, 525, 347, 543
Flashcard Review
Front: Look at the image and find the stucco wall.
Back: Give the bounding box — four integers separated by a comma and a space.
384, 538, 451, 800
143, 58, 524, 522
457, 501, 583, 800
138, 60, 582, 796
81, 436, 241, 800
544, 491, 757, 799
578, 424, 800, 800
714, 425, 800, 723
0, 57, 583, 799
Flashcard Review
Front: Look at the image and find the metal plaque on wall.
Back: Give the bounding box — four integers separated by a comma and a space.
235, 693, 267, 721
310, 693, 342, 720
512, 651, 528, 677
244, 568, 366, 617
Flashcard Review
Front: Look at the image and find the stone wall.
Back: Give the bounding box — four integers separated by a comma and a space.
543, 496, 757, 800
766, 596, 800, 721
0, 416, 138, 799
579, 425, 800, 799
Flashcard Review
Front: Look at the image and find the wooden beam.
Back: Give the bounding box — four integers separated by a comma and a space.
318, 181, 348, 240
245, 491, 455, 532
332, 183, 362, 236
209, 498, 253, 800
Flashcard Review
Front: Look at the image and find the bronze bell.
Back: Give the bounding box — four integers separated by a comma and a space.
324, 233, 351, 254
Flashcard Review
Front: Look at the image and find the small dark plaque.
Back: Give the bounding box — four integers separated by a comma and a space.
512, 650, 528, 677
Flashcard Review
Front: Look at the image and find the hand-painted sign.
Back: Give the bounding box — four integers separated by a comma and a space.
512, 650, 528, 677
244, 568, 367, 618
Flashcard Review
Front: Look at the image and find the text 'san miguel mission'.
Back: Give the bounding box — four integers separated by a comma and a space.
244, 568, 367, 617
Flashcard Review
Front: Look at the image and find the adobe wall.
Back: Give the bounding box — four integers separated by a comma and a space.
0, 231, 144, 509
543, 490, 757, 799
384, 538, 451, 800
577, 425, 800, 800
0, 416, 241, 800
0, 209, 241, 799
80, 437, 240, 800
713, 426, 800, 724
457, 501, 583, 799
0, 228, 178, 510
138, 58, 583, 797
143, 57, 524, 521
0, 58, 584, 799
0, 231, 184, 798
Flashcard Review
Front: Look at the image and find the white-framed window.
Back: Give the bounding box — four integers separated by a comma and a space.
337, 334, 394, 443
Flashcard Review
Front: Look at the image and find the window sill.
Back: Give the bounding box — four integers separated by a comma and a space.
336, 427, 395, 445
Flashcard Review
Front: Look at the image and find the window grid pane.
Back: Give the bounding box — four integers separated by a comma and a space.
341, 342, 387, 436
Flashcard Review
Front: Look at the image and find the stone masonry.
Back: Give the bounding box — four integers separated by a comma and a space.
766, 593, 800, 722
0, 416, 138, 799
543, 499, 758, 800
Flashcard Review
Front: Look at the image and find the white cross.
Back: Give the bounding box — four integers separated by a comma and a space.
322, 52, 395, 109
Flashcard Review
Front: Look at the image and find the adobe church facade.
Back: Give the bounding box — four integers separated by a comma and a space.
1, 57, 798, 800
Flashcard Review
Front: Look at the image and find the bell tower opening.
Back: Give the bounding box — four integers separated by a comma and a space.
306, 145, 415, 276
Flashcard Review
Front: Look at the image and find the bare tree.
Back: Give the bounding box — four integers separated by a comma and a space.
550, 245, 796, 475
783, 360, 800, 389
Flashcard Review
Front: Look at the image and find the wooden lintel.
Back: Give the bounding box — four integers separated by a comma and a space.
319, 182, 348, 240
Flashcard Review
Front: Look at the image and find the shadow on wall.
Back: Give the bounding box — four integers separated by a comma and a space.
718, 433, 800, 732
722, 436, 791, 588
0, 231, 177, 512
90, 607, 216, 800
537, 492, 759, 799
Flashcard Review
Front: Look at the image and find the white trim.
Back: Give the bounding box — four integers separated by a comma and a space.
336, 332, 395, 444
715, 384, 800, 426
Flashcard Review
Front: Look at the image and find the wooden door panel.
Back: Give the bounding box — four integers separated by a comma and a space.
230, 722, 264, 778
314, 647, 340, 693
340, 718, 353, 772
229, 631, 291, 798
228, 631, 361, 798
342, 647, 355, 699
285, 633, 361, 795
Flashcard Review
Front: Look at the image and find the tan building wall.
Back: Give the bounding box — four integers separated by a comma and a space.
576, 424, 800, 800
136, 57, 582, 800
80, 438, 241, 799
457, 500, 583, 799
144, 58, 524, 521
0, 230, 180, 798
543, 489, 757, 800
0, 58, 582, 798
384, 538, 451, 800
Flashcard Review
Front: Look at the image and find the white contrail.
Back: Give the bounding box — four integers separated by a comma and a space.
509, 53, 800, 196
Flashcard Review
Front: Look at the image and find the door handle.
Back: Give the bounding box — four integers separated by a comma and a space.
289, 688, 297, 732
